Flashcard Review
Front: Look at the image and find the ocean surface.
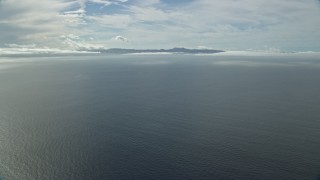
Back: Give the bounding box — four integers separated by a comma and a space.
0, 54, 319, 180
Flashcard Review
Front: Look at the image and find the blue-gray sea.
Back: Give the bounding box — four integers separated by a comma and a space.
0, 54, 320, 180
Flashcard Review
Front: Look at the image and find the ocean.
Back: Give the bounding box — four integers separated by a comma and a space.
0, 54, 319, 179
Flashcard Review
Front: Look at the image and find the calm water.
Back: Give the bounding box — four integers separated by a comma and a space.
0, 55, 320, 180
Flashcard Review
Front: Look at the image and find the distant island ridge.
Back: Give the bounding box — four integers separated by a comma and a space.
85, 47, 225, 54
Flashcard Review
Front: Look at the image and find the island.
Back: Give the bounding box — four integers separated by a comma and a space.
86, 47, 224, 54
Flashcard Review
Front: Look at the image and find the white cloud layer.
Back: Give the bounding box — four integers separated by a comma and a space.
0, 46, 95, 55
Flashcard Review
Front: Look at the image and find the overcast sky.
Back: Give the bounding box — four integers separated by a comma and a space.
0, 0, 320, 52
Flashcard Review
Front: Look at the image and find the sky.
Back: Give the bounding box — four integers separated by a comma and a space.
0, 0, 320, 53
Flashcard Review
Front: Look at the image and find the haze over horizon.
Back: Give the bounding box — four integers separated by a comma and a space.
1, 0, 320, 53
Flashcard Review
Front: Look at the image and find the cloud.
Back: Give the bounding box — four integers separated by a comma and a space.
0, 0, 320, 52
89, 0, 128, 6
6, 44, 37, 48
0, 46, 94, 55
61, 34, 106, 50
0, 0, 83, 47
114, 35, 128, 42
88, 14, 132, 29
63, 8, 86, 15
